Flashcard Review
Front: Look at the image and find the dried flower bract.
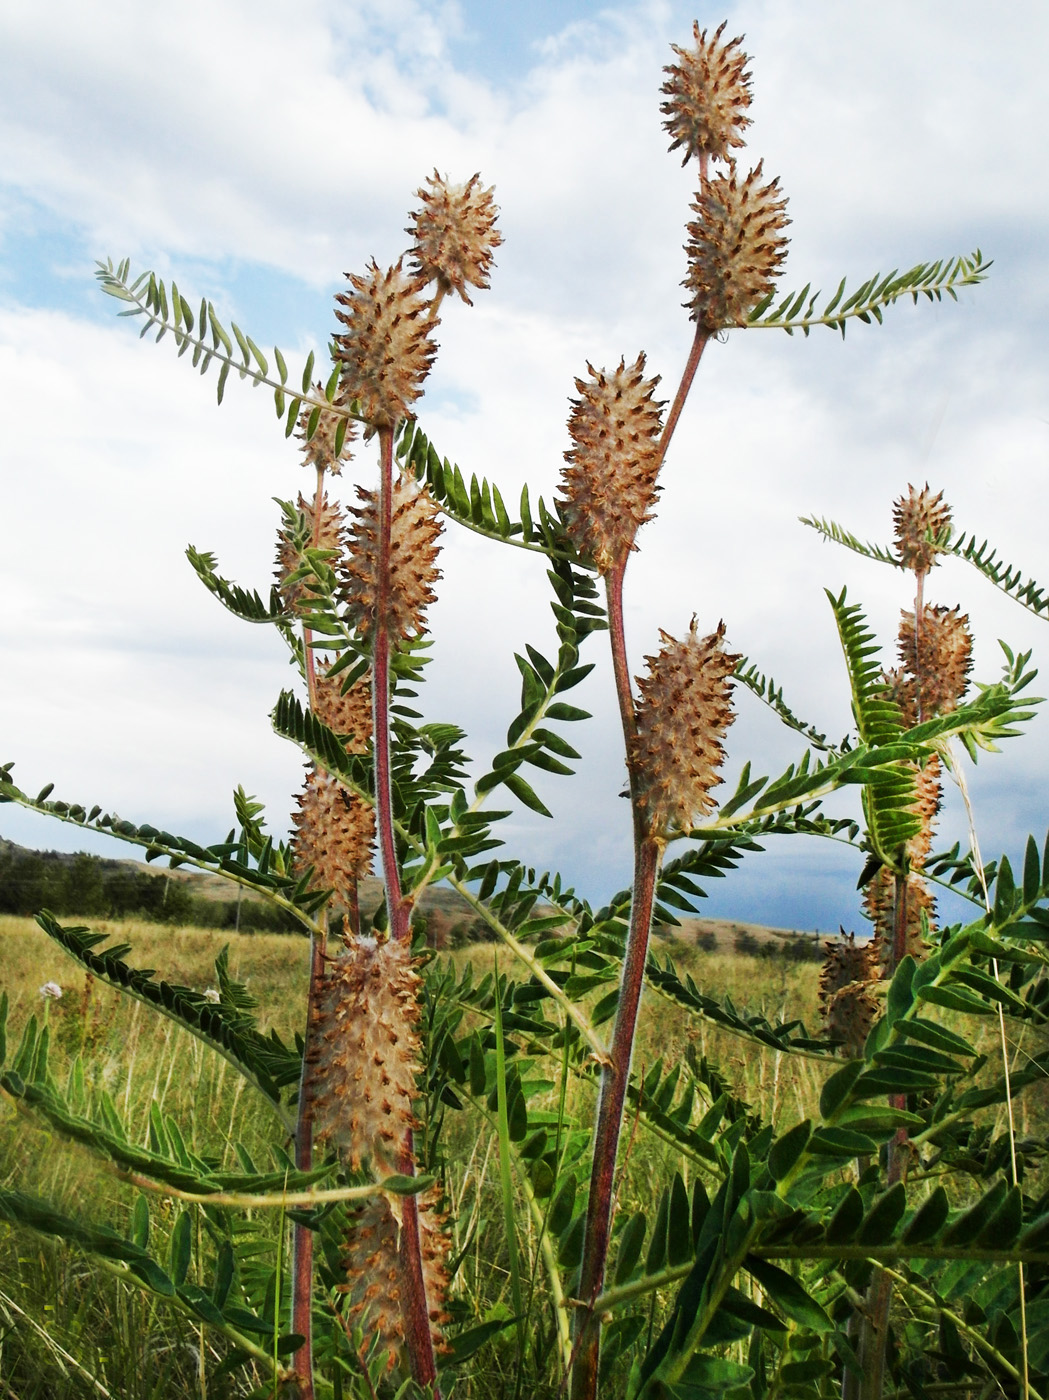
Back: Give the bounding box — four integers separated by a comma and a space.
408, 171, 503, 305
557, 354, 665, 572
685, 162, 790, 331
334, 260, 438, 433
292, 767, 374, 904
343, 474, 443, 639
276, 492, 347, 615
630, 620, 738, 837
661, 20, 752, 165
893, 483, 952, 574
893, 604, 972, 723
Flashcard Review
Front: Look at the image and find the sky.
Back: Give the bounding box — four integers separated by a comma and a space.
1, 0, 1048, 934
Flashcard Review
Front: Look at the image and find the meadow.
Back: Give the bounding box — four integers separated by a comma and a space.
0, 915, 829, 1400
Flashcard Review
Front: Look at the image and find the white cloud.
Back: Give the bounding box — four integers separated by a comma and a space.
1, 0, 1047, 923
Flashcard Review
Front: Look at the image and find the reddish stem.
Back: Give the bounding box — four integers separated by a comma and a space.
571, 564, 663, 1400
373, 426, 438, 1391
658, 326, 710, 465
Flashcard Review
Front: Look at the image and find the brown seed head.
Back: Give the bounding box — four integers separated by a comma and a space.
865, 869, 935, 971
292, 766, 374, 903
407, 171, 503, 305
342, 474, 443, 639
892, 605, 972, 723
557, 354, 665, 573
314, 663, 372, 755
339, 1187, 451, 1370
304, 938, 422, 1175
297, 384, 358, 476
334, 260, 438, 433
684, 161, 790, 331
629, 620, 738, 838
275, 492, 347, 614
893, 484, 952, 574
661, 20, 752, 166
824, 980, 880, 1058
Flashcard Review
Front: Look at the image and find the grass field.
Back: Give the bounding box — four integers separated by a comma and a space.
0, 914, 1032, 1399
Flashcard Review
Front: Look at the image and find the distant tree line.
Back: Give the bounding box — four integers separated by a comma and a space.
0, 847, 300, 932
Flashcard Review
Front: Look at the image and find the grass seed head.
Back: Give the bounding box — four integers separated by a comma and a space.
407, 171, 503, 305
684, 161, 790, 331
629, 619, 738, 837
893, 483, 952, 574
334, 260, 438, 433
342, 473, 443, 639
661, 20, 752, 166
557, 354, 665, 573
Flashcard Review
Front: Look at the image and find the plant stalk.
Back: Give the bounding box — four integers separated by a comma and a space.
571, 562, 663, 1400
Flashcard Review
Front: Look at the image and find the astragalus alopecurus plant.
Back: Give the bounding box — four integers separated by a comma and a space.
5, 18, 1049, 1400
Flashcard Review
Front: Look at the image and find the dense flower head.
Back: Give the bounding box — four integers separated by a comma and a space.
342, 474, 443, 639
304, 938, 422, 1174
314, 663, 372, 755
291, 766, 374, 903
297, 385, 358, 476
334, 261, 438, 433
893, 483, 952, 574
865, 868, 935, 970
684, 162, 789, 331
275, 492, 347, 615
407, 171, 503, 305
661, 20, 752, 165
819, 932, 880, 1054
629, 620, 738, 837
557, 354, 665, 572
892, 604, 972, 723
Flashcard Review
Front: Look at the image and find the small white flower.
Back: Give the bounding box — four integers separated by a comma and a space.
39, 982, 63, 1000
203, 988, 221, 1003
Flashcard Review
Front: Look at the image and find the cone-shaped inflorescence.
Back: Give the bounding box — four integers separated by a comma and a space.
297, 386, 358, 476
342, 474, 443, 639
684, 161, 790, 331
893, 483, 952, 575
557, 354, 665, 573
408, 171, 503, 306
334, 261, 438, 434
305, 939, 451, 1368
893, 604, 973, 724
866, 869, 936, 972
661, 20, 752, 166
629, 620, 738, 838
292, 767, 373, 904
819, 932, 880, 1056
314, 664, 372, 754
276, 492, 348, 615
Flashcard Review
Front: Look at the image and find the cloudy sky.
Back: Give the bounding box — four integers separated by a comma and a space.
2, 0, 1047, 933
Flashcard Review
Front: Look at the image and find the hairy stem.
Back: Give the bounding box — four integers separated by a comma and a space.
373, 425, 438, 1391
289, 460, 330, 1400
571, 563, 663, 1400
659, 325, 710, 464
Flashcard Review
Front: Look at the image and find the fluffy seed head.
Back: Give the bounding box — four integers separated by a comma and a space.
557, 355, 665, 572
314, 664, 372, 755
893, 484, 952, 574
342, 474, 443, 639
334, 261, 438, 433
629, 620, 738, 837
292, 766, 374, 903
892, 605, 972, 723
661, 21, 752, 165
303, 938, 422, 1175
408, 171, 503, 305
684, 162, 790, 331
297, 386, 358, 476
276, 492, 347, 615
339, 1188, 451, 1370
